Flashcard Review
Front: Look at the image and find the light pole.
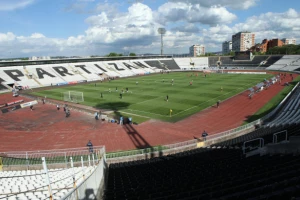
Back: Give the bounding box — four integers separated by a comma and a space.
157, 28, 166, 55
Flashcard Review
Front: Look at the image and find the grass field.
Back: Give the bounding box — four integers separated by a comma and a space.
32, 72, 273, 122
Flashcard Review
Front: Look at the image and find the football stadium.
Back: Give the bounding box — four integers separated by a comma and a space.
1, 1, 300, 200
1, 54, 300, 200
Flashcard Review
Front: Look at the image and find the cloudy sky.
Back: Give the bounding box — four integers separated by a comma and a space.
0, 0, 299, 58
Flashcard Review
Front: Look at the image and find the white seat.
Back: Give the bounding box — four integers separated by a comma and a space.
7, 196, 17, 200
0, 166, 97, 199
11, 186, 19, 193
3, 188, 11, 193
16, 193, 27, 199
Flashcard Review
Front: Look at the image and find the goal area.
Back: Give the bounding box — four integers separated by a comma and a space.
63, 91, 84, 103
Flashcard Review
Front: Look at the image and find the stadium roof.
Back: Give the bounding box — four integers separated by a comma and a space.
0, 55, 172, 67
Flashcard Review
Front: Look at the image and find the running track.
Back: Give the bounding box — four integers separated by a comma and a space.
0, 74, 293, 152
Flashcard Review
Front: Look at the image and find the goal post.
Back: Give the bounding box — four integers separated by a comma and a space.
63, 91, 84, 103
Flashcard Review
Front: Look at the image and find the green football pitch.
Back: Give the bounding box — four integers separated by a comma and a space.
32, 72, 273, 122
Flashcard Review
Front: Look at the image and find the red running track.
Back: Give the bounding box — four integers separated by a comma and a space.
0, 74, 293, 152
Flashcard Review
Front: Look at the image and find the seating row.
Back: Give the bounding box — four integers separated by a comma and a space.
0, 166, 95, 200
0, 60, 158, 88
104, 146, 300, 200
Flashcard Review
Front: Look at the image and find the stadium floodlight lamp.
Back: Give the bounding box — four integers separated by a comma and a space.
157, 28, 166, 55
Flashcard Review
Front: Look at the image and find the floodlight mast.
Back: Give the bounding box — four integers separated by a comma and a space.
157, 28, 166, 55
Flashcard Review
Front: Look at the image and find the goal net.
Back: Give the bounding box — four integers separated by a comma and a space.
63, 91, 84, 103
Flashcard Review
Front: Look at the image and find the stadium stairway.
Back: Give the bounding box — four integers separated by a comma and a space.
22, 68, 43, 87
144, 60, 165, 70
102, 62, 124, 77
190, 57, 194, 67
0, 82, 11, 92
101, 73, 110, 80
158, 60, 170, 70
255, 56, 271, 69
23, 68, 31, 79
31, 74, 43, 87
159, 59, 181, 70
67, 64, 89, 81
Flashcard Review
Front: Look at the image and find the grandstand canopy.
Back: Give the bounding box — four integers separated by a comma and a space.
0, 55, 172, 67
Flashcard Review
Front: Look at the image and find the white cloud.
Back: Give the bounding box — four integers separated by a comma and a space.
85, 3, 159, 44
0, 32, 88, 58
0, 0, 35, 11
66, 35, 86, 46
30, 33, 46, 39
85, 12, 110, 26
233, 8, 300, 40
1, 3, 300, 58
0, 32, 16, 42
156, 2, 237, 25
169, 0, 259, 10
199, 8, 300, 51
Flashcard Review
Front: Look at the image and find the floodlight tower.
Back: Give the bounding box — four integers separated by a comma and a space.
157, 28, 166, 55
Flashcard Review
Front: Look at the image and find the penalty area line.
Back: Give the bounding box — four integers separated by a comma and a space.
118, 111, 151, 118
134, 96, 163, 105
125, 109, 166, 117
171, 82, 258, 117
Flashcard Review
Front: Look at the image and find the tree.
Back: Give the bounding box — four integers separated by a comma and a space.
107, 52, 123, 57
267, 44, 300, 55
129, 53, 136, 56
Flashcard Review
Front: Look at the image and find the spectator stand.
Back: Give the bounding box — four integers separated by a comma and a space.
248, 88, 255, 98
0, 146, 106, 200
254, 82, 264, 93
264, 79, 272, 88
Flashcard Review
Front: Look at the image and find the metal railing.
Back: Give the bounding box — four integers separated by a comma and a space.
106, 119, 261, 163
205, 119, 260, 141
0, 146, 105, 169
273, 130, 288, 143
243, 138, 264, 154
62, 158, 106, 200
1, 146, 105, 157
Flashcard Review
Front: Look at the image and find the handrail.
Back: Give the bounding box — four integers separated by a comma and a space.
273, 130, 288, 143
106, 119, 260, 160
243, 138, 264, 155
0, 146, 105, 156
205, 119, 260, 141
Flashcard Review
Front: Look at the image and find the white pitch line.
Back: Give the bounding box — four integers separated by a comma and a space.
118, 111, 151, 118
171, 81, 258, 117
125, 109, 166, 117
171, 91, 232, 117
134, 96, 162, 105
